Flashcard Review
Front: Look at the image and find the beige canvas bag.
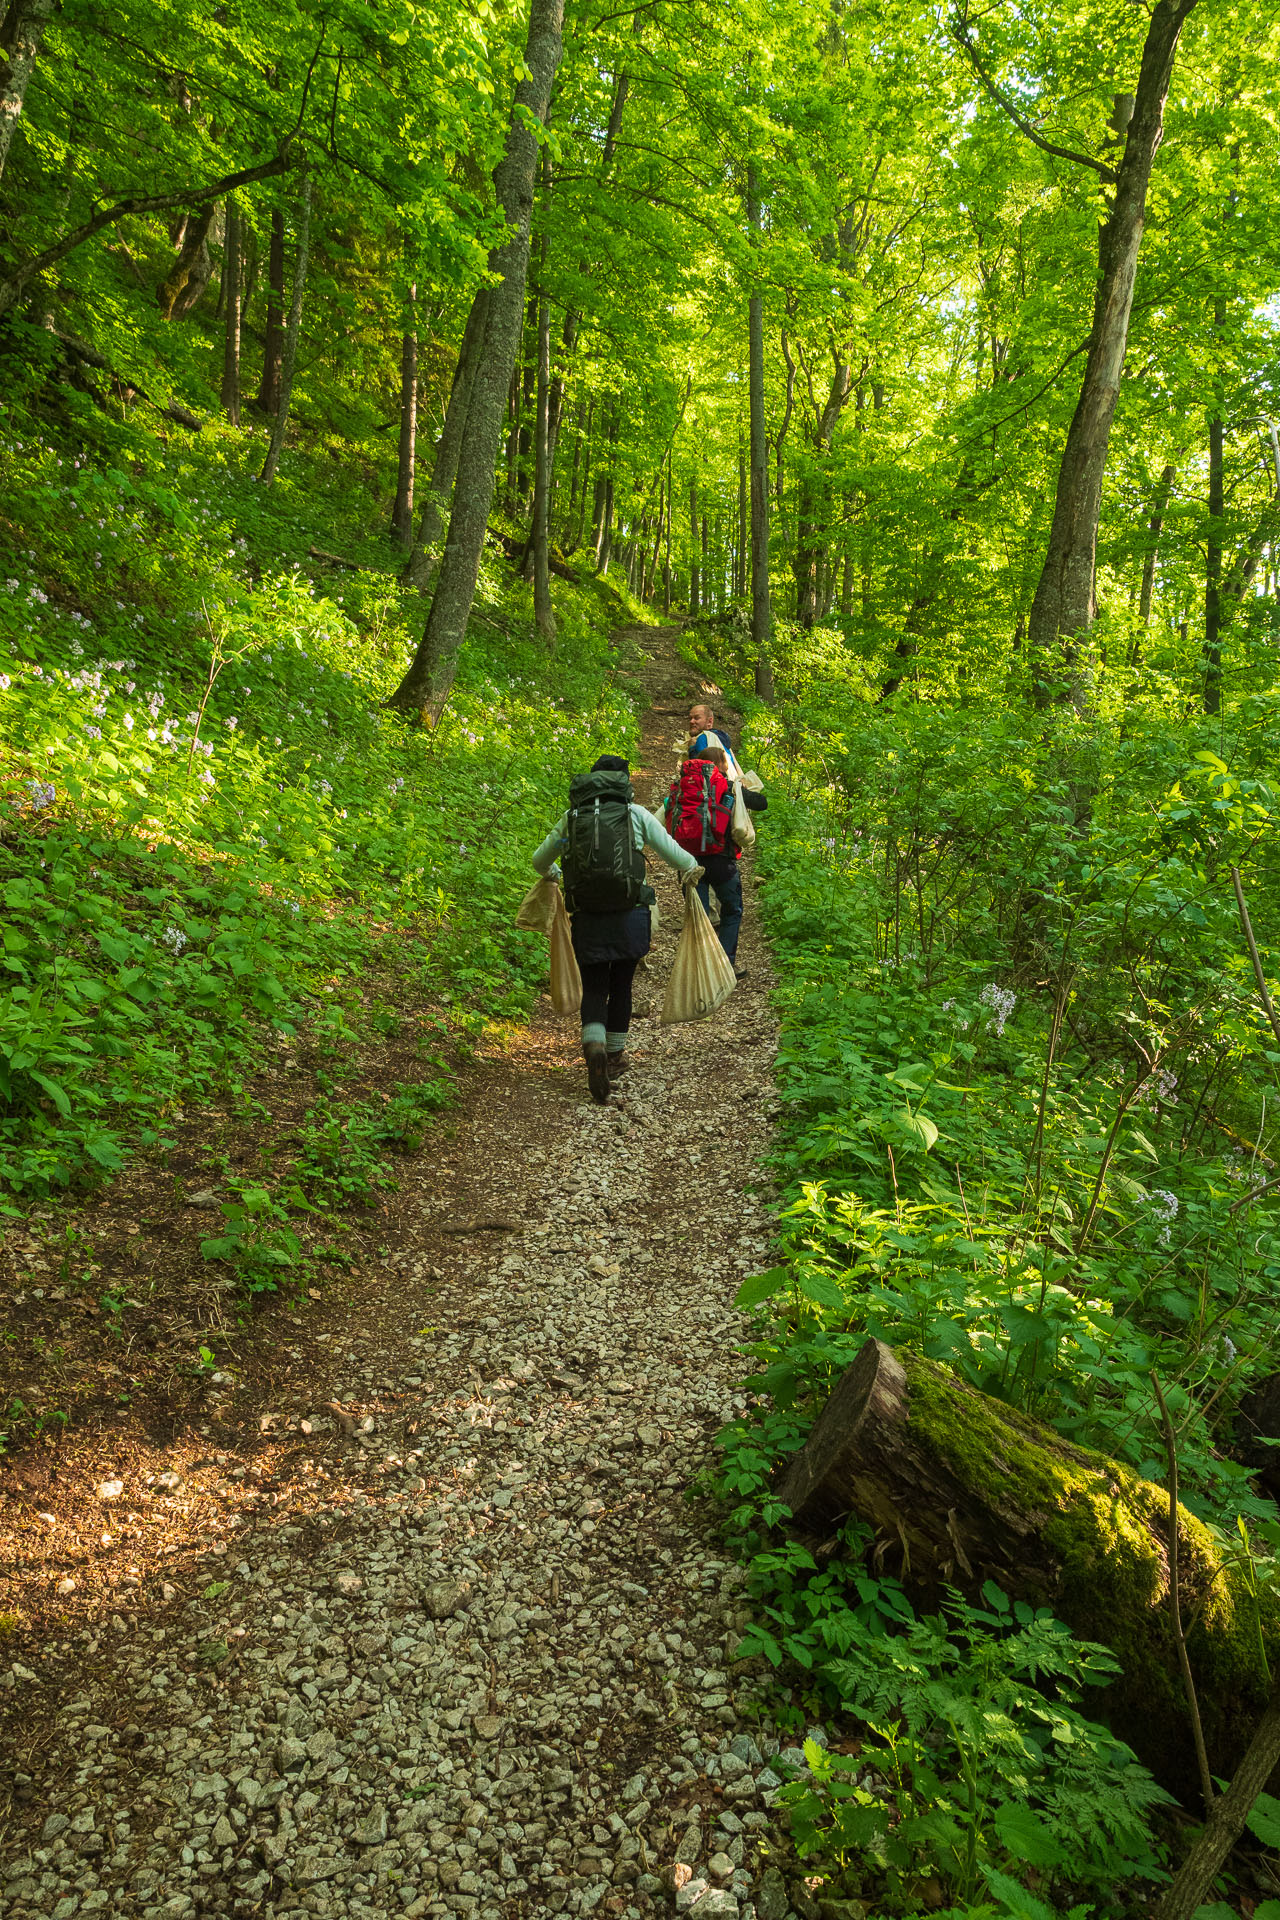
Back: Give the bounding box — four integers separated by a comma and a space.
661, 887, 736, 1024
515, 877, 583, 1014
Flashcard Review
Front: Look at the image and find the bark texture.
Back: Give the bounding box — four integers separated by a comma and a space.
259, 174, 312, 488
391, 308, 418, 547
779, 1338, 1277, 1795
388, 0, 565, 718
1026, 0, 1200, 704
157, 205, 218, 320
0, 0, 54, 187
402, 288, 489, 591
255, 208, 285, 415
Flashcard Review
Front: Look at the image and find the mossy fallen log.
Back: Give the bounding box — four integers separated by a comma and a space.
777, 1337, 1278, 1796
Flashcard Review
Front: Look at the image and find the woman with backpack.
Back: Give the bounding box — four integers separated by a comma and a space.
531, 755, 701, 1104
662, 747, 767, 977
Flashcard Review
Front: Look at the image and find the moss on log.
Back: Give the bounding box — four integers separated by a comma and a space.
777, 1338, 1278, 1795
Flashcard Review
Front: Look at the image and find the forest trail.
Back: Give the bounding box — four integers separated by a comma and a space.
1, 627, 800, 1920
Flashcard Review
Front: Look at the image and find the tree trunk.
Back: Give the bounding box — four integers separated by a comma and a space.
0, 0, 55, 188
255, 208, 285, 415
747, 163, 775, 702
1155, 1676, 1280, 1920
1204, 298, 1226, 715
737, 437, 747, 598
779, 1338, 1276, 1798
1027, 0, 1201, 706
532, 289, 555, 643
219, 200, 241, 426
794, 469, 823, 626
401, 289, 489, 589
689, 477, 700, 615
1136, 460, 1176, 633
387, 0, 566, 718
259, 172, 312, 488
565, 399, 588, 551
157, 204, 218, 320
391, 300, 418, 547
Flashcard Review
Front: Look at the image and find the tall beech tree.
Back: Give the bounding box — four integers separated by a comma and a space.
388, 0, 566, 718
951, 0, 1205, 705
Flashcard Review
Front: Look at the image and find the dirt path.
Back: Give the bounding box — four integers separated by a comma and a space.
0, 628, 808, 1920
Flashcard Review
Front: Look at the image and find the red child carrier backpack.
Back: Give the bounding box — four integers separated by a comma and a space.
664, 758, 733, 856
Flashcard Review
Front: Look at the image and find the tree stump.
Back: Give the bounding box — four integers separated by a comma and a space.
778, 1338, 1278, 1796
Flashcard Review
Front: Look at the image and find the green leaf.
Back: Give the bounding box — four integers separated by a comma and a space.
981, 1865, 1057, 1920
1246, 1790, 1280, 1848
992, 1801, 1063, 1867
796, 1267, 846, 1309
735, 1265, 789, 1308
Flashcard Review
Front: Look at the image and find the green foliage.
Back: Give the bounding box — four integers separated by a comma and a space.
703, 643, 1280, 1909
779, 1590, 1169, 1913
0, 418, 634, 1198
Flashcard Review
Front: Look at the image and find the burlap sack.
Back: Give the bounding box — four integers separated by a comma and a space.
660, 887, 736, 1025
547, 887, 583, 1015
514, 876, 560, 933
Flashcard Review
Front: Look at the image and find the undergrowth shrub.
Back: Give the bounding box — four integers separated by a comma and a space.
0, 406, 636, 1198
692, 625, 1280, 1912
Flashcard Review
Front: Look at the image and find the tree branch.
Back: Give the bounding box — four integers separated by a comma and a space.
0, 148, 297, 317
949, 9, 1117, 184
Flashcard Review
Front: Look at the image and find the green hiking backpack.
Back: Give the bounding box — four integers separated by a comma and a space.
562, 770, 648, 914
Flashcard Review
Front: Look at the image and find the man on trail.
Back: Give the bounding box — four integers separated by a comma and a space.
531, 754, 700, 1105
662, 745, 766, 980
688, 702, 735, 764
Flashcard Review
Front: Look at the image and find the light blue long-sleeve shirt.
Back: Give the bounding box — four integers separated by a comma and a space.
532, 803, 698, 881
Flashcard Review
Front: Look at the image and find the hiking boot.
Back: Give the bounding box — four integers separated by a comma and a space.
606, 1052, 629, 1081
584, 1042, 610, 1105
734, 964, 749, 980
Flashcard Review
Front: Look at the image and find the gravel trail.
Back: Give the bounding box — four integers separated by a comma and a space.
2, 626, 806, 1920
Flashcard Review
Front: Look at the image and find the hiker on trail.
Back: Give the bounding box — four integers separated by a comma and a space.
688, 702, 736, 767
663, 746, 767, 979
531, 754, 701, 1106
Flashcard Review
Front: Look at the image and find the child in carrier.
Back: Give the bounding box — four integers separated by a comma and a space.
662, 746, 767, 976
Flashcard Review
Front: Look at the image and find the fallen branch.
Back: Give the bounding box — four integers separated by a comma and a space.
52, 330, 202, 430
308, 544, 370, 571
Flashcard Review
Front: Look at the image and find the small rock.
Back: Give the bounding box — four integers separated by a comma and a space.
676, 1880, 709, 1912
420, 1578, 472, 1621
156, 1471, 183, 1493
692, 1896, 739, 1917
708, 1854, 734, 1885
473, 1714, 503, 1740
56, 1576, 76, 1595
756, 1868, 788, 1920
97, 1480, 124, 1502
186, 1188, 221, 1208
332, 1571, 363, 1596
756, 1768, 781, 1791
816, 1904, 868, 1920
354, 1809, 388, 1846
211, 1814, 235, 1848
